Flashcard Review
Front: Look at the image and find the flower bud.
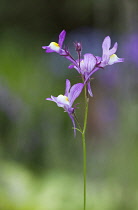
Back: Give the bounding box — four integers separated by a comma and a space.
74, 42, 82, 52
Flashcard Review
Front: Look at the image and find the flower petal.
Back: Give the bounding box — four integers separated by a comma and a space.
46, 97, 53, 101
58, 30, 66, 48
68, 64, 75, 69
46, 95, 62, 106
109, 42, 118, 56
68, 83, 84, 106
83, 53, 97, 73
46, 95, 66, 108
65, 79, 71, 96
87, 81, 93, 97
84, 67, 100, 83
108, 54, 124, 65
102, 36, 111, 55
42, 46, 55, 53
96, 56, 102, 64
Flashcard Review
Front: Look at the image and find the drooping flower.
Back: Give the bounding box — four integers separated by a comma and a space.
46, 79, 84, 135
100, 36, 124, 67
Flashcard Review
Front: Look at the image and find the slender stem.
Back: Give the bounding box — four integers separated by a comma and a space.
78, 51, 81, 68
82, 84, 89, 210
83, 85, 89, 134
82, 132, 87, 210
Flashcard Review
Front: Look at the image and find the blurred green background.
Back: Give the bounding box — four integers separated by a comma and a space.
0, 0, 138, 209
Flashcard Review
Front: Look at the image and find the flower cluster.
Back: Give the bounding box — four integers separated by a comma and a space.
43, 30, 124, 134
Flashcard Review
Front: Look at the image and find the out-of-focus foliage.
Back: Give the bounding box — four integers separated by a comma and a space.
1, 161, 138, 210
0, 0, 138, 209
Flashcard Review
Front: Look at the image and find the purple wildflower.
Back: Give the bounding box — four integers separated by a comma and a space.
42, 31, 124, 97
42, 30, 66, 54
100, 36, 124, 67
69, 53, 97, 74
68, 36, 124, 96
42, 30, 78, 65
69, 53, 98, 96
46, 79, 84, 135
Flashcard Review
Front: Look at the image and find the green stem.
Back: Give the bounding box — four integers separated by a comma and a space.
82, 84, 89, 210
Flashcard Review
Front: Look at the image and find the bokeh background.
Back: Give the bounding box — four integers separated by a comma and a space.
0, 0, 138, 209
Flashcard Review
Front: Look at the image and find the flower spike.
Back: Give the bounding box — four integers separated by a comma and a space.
43, 30, 124, 210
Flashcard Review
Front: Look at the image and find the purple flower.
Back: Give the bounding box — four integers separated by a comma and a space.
42, 31, 124, 98
42, 30, 66, 54
100, 36, 124, 67
42, 30, 77, 65
46, 79, 84, 135
69, 53, 98, 96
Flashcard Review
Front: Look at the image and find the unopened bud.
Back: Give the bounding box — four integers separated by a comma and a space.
74, 42, 82, 52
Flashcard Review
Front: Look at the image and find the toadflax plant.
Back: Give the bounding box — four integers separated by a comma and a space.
42, 30, 124, 210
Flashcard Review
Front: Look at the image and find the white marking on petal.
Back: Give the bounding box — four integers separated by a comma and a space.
57, 94, 70, 105
108, 54, 119, 65
49, 42, 60, 52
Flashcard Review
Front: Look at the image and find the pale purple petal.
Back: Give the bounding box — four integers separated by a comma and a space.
101, 54, 109, 65
87, 81, 93, 97
109, 42, 118, 56
118, 58, 124, 62
58, 30, 66, 48
51, 95, 58, 103
49, 95, 61, 103
84, 67, 100, 83
65, 79, 71, 96
46, 96, 64, 107
42, 46, 54, 53
68, 64, 75, 69
108, 54, 124, 65
102, 36, 111, 54
46, 97, 53, 101
108, 58, 124, 65
68, 83, 84, 106
95, 56, 102, 64
51, 96, 67, 108
83, 54, 97, 72
42, 46, 47, 49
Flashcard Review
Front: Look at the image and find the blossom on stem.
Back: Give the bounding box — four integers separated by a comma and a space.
100, 36, 124, 67
68, 37, 124, 96
42, 30, 78, 65
42, 31, 124, 97
69, 53, 98, 96
46, 79, 84, 136
42, 30, 66, 54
